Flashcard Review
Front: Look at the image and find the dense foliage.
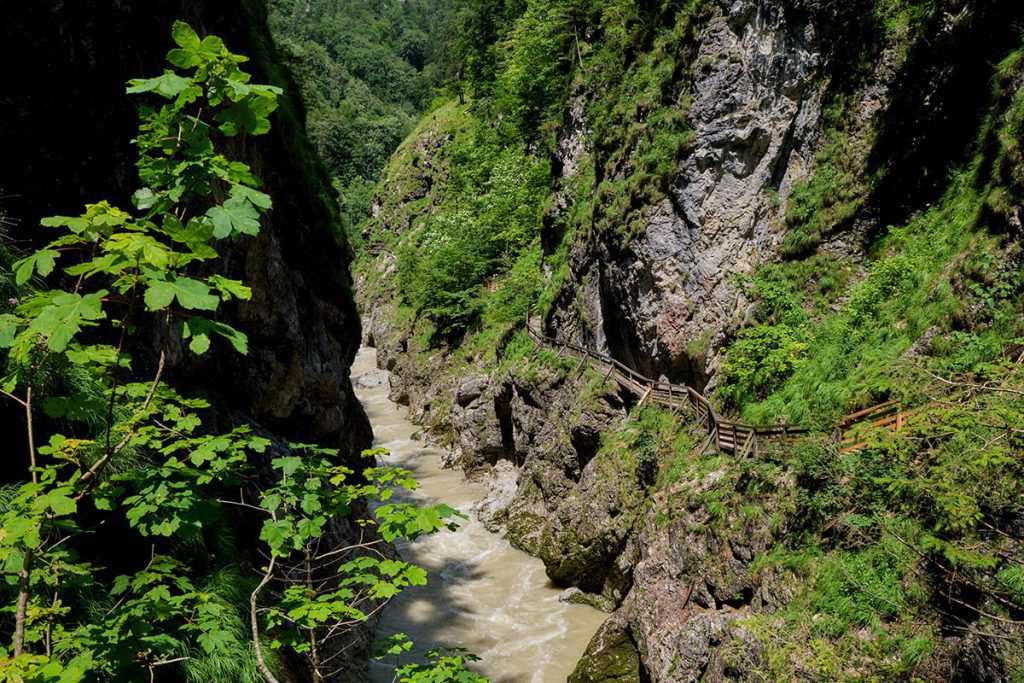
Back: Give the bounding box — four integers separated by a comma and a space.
0, 24, 484, 683
268, 0, 454, 231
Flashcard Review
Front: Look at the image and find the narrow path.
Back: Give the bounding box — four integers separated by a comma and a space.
526, 320, 912, 456
352, 348, 606, 683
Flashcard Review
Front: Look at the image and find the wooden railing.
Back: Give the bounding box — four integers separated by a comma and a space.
837, 401, 914, 454
525, 319, 908, 458
525, 321, 808, 457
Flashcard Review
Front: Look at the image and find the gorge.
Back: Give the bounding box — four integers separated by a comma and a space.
2, 1, 1024, 682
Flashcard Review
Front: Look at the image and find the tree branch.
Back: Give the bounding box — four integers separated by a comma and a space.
252, 550, 280, 683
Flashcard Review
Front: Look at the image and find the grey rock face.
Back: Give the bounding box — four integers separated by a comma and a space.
573, 465, 797, 682
355, 370, 389, 389
472, 458, 521, 529
555, 0, 821, 387
451, 374, 507, 467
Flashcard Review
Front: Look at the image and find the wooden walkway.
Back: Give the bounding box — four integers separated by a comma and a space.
525, 321, 908, 458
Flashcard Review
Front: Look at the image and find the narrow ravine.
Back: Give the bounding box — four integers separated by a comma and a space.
351, 347, 606, 682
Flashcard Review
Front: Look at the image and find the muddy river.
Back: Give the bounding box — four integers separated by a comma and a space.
352, 347, 606, 682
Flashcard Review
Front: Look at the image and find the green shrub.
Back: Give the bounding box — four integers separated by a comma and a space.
722, 325, 808, 406
396, 146, 549, 339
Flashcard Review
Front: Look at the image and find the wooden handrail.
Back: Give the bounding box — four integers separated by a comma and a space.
525, 318, 911, 457
839, 401, 897, 427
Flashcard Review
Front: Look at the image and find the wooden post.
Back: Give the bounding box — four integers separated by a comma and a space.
731, 424, 738, 454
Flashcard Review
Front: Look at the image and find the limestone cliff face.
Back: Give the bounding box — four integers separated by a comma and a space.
0, 0, 370, 454
551, 1, 821, 388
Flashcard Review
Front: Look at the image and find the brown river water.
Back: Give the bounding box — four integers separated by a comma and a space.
351, 347, 606, 682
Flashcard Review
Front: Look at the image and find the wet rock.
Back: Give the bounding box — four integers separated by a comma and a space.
558, 587, 618, 613
355, 370, 389, 389
535, 440, 645, 603
455, 375, 490, 406
473, 459, 520, 531
451, 374, 506, 468
568, 614, 644, 683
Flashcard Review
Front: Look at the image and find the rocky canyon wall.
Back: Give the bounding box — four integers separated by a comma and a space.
358, 0, 1024, 679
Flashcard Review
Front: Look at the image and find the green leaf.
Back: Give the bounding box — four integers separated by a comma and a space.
27, 291, 107, 352
126, 71, 194, 99
207, 195, 261, 238
208, 275, 251, 301
404, 565, 428, 586
105, 232, 173, 269
188, 333, 211, 355
260, 519, 292, 554
133, 188, 158, 210
14, 249, 58, 285
272, 457, 303, 477
183, 317, 248, 355
300, 493, 322, 515
0, 314, 19, 348
197, 628, 234, 655
41, 215, 89, 234
215, 91, 281, 137
297, 517, 324, 539
144, 274, 219, 312
171, 20, 200, 49
371, 582, 399, 599
167, 23, 227, 69
230, 184, 272, 211
37, 490, 77, 516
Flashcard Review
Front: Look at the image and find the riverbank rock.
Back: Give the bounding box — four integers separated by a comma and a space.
356, 369, 390, 389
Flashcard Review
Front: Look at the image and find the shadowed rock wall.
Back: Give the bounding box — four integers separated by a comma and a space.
0, 0, 370, 454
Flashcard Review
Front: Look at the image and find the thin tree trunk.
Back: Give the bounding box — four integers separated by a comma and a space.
307, 549, 323, 683
14, 376, 38, 655
13, 547, 34, 656
251, 556, 280, 683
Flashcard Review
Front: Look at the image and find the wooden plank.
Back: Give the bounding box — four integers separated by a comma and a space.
840, 401, 897, 427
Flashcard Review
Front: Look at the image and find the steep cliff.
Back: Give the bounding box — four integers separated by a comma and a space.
1, 0, 370, 454
357, 0, 1024, 679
